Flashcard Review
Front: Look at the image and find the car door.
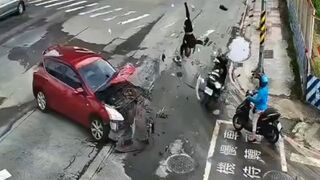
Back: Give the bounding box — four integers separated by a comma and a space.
43, 58, 70, 112
0, 0, 17, 17
58, 64, 92, 125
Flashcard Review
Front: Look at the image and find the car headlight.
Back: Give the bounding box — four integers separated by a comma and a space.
104, 105, 124, 121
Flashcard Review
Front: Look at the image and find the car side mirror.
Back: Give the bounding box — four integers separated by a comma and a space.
74, 87, 85, 95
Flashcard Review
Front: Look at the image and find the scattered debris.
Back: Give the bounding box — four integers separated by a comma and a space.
219, 5, 228, 11
161, 53, 166, 62
213, 109, 221, 115
176, 72, 183, 77
156, 107, 169, 119
204, 37, 210, 46
191, 4, 195, 11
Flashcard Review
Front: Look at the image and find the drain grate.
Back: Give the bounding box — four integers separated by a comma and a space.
166, 154, 195, 174
263, 171, 294, 180
264, 50, 274, 59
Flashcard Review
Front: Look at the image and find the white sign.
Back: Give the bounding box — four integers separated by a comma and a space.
244, 149, 262, 160
243, 166, 261, 179
224, 130, 239, 140
216, 162, 235, 175
220, 145, 237, 156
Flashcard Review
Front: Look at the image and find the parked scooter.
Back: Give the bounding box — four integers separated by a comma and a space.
196, 54, 228, 107
233, 90, 282, 144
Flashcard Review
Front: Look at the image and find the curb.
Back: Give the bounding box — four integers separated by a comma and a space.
228, 0, 250, 98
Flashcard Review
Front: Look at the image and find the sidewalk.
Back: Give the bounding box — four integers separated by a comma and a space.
231, 0, 320, 152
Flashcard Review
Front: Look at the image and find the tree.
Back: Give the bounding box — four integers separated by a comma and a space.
313, 0, 320, 17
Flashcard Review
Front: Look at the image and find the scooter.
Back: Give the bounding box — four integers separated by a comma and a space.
232, 91, 282, 144
196, 55, 228, 107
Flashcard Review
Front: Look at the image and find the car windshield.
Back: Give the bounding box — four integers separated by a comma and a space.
78, 59, 117, 92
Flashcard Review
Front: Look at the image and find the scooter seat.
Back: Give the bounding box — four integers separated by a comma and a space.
259, 107, 280, 121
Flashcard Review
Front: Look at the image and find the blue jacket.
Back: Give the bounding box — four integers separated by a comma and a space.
248, 86, 269, 111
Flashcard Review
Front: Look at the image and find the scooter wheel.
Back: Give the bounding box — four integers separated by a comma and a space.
265, 125, 280, 144
233, 115, 244, 131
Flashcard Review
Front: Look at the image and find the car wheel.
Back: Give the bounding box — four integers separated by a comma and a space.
36, 91, 48, 112
17, 2, 25, 15
90, 118, 110, 142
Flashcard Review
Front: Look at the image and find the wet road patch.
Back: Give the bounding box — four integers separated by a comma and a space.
204, 120, 286, 180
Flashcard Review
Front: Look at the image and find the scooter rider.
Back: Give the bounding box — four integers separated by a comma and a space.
180, 2, 203, 58
247, 73, 269, 142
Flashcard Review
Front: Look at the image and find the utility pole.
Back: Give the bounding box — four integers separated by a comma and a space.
257, 0, 267, 73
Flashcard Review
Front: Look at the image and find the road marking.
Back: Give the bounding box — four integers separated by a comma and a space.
36, 0, 60, 6
122, 11, 136, 16
65, 6, 85, 13
44, 0, 75, 8
57, 1, 87, 10
118, 14, 150, 25
278, 136, 288, 172
203, 120, 287, 179
133, 24, 146, 29
203, 120, 231, 180
79, 5, 110, 15
0, 169, 12, 180
86, 3, 98, 7
103, 16, 117, 22
90, 8, 122, 18
290, 153, 320, 168
29, 0, 44, 4
103, 11, 136, 22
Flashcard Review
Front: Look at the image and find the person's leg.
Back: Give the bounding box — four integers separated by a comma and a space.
249, 110, 261, 142
180, 43, 186, 57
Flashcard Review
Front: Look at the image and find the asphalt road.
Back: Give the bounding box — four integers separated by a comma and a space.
0, 0, 319, 180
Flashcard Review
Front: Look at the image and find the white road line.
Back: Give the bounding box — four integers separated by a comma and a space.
90, 8, 122, 18
203, 120, 231, 180
118, 14, 150, 25
29, 0, 44, 4
65, 6, 85, 13
103, 16, 117, 22
79, 5, 110, 15
36, 0, 60, 6
290, 153, 320, 168
104, 11, 136, 22
133, 24, 146, 29
86, 3, 98, 7
44, 0, 75, 8
278, 136, 288, 172
57, 1, 87, 10
122, 11, 136, 16
0, 169, 12, 180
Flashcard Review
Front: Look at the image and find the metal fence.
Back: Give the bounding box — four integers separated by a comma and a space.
312, 17, 320, 77
287, 0, 315, 96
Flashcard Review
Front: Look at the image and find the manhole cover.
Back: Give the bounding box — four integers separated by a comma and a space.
166, 154, 195, 174
263, 171, 294, 180
264, 50, 274, 59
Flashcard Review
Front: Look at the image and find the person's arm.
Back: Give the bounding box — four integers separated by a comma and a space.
248, 90, 262, 104
184, 2, 190, 19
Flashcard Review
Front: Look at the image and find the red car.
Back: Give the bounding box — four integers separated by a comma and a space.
32, 45, 136, 142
